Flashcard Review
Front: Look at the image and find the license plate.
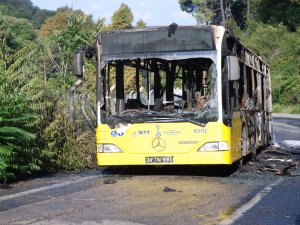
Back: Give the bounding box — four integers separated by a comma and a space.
145, 156, 173, 164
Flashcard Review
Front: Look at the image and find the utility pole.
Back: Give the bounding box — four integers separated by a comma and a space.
220, 0, 226, 26
247, 0, 250, 21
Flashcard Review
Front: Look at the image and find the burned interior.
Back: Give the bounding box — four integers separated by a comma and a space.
101, 58, 218, 126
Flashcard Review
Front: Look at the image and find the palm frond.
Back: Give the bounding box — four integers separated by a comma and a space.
0, 126, 35, 140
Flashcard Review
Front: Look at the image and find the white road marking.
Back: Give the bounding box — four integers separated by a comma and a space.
218, 178, 284, 225
282, 140, 300, 148
28, 219, 145, 225
0, 175, 98, 202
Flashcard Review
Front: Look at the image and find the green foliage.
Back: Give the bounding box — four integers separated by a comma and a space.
0, 59, 40, 181
0, 7, 105, 181
179, 0, 215, 24
41, 101, 96, 171
136, 19, 146, 28
39, 9, 105, 91
258, 0, 300, 31
0, 14, 37, 50
273, 103, 300, 114
111, 3, 134, 29
38, 7, 97, 38
248, 0, 262, 17
34, 10, 104, 173
179, 0, 247, 26
0, 0, 54, 28
179, 0, 300, 30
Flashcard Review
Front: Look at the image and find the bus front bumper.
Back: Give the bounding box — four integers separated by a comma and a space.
97, 150, 237, 166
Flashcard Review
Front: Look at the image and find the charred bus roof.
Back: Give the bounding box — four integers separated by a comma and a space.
97, 25, 217, 58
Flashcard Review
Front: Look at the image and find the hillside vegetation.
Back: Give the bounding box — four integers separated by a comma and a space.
0, 1, 299, 182
0, 0, 54, 28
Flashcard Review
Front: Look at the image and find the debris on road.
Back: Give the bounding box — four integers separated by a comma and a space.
254, 145, 300, 176
103, 178, 117, 184
163, 187, 177, 192
0, 183, 10, 189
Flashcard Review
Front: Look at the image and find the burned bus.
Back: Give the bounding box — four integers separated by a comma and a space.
72, 25, 273, 166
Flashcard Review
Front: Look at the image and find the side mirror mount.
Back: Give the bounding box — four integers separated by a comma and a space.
227, 56, 240, 81
72, 51, 84, 78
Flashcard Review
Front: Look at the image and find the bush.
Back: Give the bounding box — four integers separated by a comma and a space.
41, 99, 96, 171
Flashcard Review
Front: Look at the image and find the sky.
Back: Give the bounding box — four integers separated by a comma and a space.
30, 0, 197, 26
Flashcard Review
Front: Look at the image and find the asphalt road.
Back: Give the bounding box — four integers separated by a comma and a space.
232, 176, 300, 225
272, 114, 300, 144
0, 114, 299, 225
229, 115, 300, 225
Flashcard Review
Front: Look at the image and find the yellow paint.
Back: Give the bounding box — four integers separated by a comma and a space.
96, 121, 242, 166
218, 207, 237, 221
231, 111, 243, 160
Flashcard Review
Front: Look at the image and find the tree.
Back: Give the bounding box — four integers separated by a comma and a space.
179, 0, 247, 27
0, 100, 37, 181
258, 0, 300, 31
136, 19, 146, 28
179, 0, 216, 24
0, 14, 37, 51
111, 3, 134, 29
0, 42, 41, 182
38, 7, 93, 38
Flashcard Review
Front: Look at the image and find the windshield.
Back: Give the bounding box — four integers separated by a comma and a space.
100, 57, 219, 128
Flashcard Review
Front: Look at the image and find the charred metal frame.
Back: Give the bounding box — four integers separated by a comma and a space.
223, 32, 273, 155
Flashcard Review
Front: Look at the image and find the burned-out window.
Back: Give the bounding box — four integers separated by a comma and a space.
100, 57, 219, 126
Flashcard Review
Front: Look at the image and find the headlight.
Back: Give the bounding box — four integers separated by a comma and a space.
97, 144, 123, 153
198, 142, 229, 151
219, 141, 229, 150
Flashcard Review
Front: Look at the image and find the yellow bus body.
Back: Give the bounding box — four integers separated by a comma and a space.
96, 119, 242, 166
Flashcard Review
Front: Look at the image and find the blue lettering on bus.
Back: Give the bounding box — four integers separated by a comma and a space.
111, 131, 118, 137
111, 130, 124, 137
